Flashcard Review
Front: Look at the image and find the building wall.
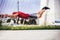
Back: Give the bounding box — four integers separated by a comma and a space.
46, 0, 55, 25
46, 0, 60, 25
54, 0, 60, 22
38, 0, 47, 25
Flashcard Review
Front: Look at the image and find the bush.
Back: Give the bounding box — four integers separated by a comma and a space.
7, 19, 11, 23
0, 20, 2, 26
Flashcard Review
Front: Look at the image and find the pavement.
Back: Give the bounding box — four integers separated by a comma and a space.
0, 30, 60, 40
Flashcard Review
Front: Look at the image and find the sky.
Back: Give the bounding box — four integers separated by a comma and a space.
0, 0, 40, 14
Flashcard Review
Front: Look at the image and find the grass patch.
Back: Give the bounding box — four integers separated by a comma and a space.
0, 25, 60, 30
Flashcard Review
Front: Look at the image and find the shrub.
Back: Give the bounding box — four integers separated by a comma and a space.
0, 20, 2, 26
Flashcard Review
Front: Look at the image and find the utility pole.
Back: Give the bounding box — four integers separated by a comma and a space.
17, 0, 19, 11
17, 0, 19, 24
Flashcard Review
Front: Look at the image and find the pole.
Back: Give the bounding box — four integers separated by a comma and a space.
17, 0, 19, 24
17, 0, 19, 11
